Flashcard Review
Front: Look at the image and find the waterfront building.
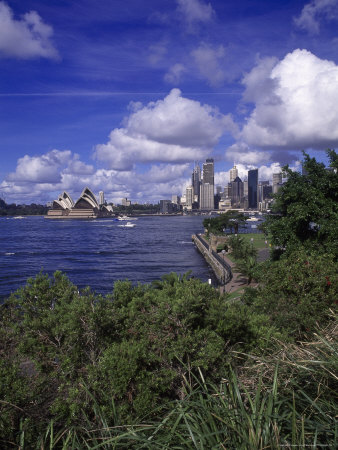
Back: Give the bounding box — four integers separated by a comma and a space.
200, 183, 214, 210
160, 199, 177, 214
272, 172, 283, 194
171, 194, 180, 204
229, 164, 238, 182
248, 169, 258, 209
46, 187, 114, 219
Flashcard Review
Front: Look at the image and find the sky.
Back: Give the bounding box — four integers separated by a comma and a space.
0, 0, 337, 204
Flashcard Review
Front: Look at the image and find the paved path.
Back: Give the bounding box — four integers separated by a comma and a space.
219, 247, 268, 295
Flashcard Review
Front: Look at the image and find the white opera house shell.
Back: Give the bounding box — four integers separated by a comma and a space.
45, 187, 113, 219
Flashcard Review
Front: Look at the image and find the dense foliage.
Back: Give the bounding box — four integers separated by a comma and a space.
265, 150, 338, 257
203, 210, 248, 235
113, 203, 160, 214
0, 198, 48, 216
0, 271, 278, 446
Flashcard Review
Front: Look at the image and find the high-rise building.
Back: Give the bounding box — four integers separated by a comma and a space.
231, 176, 244, 208
200, 158, 214, 210
192, 163, 201, 206
99, 191, 105, 205
272, 173, 283, 194
185, 186, 194, 210
171, 194, 180, 204
203, 158, 214, 185
248, 169, 258, 209
200, 183, 214, 210
258, 181, 269, 203
230, 164, 238, 182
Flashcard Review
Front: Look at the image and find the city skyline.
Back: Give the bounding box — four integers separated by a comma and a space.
1, 0, 337, 204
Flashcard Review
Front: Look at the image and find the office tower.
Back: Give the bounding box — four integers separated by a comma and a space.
258, 181, 269, 203
186, 186, 194, 210
231, 176, 244, 208
244, 180, 248, 197
272, 172, 282, 194
192, 163, 201, 205
200, 183, 214, 210
230, 164, 238, 182
171, 194, 180, 204
99, 191, 104, 205
203, 158, 214, 185
200, 158, 214, 210
248, 169, 258, 209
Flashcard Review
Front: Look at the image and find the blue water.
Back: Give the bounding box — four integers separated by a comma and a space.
0, 215, 216, 299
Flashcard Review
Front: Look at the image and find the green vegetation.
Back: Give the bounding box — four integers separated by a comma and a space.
264, 149, 338, 258
0, 152, 337, 448
203, 210, 247, 235
0, 198, 48, 216
113, 203, 160, 215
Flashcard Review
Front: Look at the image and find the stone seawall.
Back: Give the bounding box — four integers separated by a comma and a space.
192, 234, 232, 285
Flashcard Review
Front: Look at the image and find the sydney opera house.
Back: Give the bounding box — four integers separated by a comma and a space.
45, 187, 113, 219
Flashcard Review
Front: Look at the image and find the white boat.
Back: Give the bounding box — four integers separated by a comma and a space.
117, 215, 137, 221
118, 221, 136, 228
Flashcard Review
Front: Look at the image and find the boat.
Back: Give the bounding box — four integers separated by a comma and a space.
118, 222, 136, 228
117, 215, 138, 221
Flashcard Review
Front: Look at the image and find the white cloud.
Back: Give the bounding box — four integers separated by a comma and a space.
225, 142, 270, 165
164, 63, 187, 84
95, 89, 237, 170
7, 150, 73, 183
294, 0, 338, 34
241, 49, 338, 150
0, 1, 59, 59
191, 43, 226, 86
176, 0, 215, 27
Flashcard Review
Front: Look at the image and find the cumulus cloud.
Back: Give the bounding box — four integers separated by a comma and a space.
191, 43, 226, 86
7, 150, 73, 183
95, 89, 237, 170
176, 0, 215, 27
241, 49, 338, 150
0, 1, 59, 59
294, 0, 338, 34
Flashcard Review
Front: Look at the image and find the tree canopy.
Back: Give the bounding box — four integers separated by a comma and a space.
265, 150, 338, 257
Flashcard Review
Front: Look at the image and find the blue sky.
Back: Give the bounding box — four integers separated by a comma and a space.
0, 0, 337, 204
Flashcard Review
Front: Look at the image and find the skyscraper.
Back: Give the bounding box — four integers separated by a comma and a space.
99, 191, 104, 205
231, 176, 244, 208
192, 163, 201, 206
186, 185, 194, 210
200, 183, 214, 210
272, 172, 282, 194
230, 164, 238, 182
200, 158, 214, 210
203, 158, 214, 185
248, 169, 258, 209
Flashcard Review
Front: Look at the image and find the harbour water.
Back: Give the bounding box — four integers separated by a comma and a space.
0, 215, 216, 299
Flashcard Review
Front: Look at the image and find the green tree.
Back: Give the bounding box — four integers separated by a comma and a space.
265, 150, 338, 257
203, 211, 248, 235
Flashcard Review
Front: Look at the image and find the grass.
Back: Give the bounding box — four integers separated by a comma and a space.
236, 233, 271, 250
